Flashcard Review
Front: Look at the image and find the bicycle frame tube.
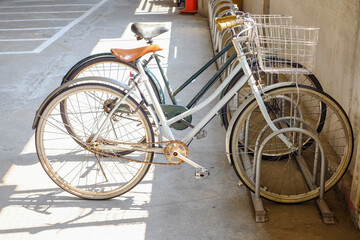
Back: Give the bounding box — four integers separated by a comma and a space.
173, 43, 233, 97
139, 60, 243, 143
149, 43, 234, 106
135, 37, 292, 148
135, 60, 176, 140
153, 54, 177, 105
181, 67, 247, 144
186, 52, 237, 109
170, 51, 292, 147
232, 38, 293, 148
168, 63, 241, 126
143, 65, 166, 104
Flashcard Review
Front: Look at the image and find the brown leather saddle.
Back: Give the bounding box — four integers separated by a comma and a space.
111, 23, 169, 62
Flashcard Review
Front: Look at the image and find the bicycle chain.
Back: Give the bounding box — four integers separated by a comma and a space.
87, 138, 185, 165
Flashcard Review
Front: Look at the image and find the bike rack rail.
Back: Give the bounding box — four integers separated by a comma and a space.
208, 0, 237, 75
208, 0, 335, 223
250, 121, 335, 224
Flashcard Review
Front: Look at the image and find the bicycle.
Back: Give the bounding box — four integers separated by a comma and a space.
59, 13, 323, 130
33, 13, 353, 203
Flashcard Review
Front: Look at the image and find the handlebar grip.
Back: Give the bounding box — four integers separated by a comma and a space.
215, 16, 244, 32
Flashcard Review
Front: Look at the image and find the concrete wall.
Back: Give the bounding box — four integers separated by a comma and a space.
243, 0, 268, 14
198, 0, 209, 17
201, 0, 360, 229
242, 0, 360, 229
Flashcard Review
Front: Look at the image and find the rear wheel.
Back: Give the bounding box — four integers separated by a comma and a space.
63, 55, 162, 103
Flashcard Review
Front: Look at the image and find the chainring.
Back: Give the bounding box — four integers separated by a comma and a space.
164, 140, 189, 164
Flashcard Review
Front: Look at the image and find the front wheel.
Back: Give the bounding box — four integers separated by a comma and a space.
35, 83, 154, 199
228, 85, 353, 203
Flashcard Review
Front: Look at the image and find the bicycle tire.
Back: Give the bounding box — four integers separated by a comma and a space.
63, 54, 162, 103
62, 52, 113, 83
229, 85, 353, 203
35, 83, 154, 200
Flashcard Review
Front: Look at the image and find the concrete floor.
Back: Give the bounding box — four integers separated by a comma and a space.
0, 0, 359, 239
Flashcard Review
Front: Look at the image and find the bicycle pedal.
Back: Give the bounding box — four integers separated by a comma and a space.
195, 167, 209, 179
195, 130, 207, 139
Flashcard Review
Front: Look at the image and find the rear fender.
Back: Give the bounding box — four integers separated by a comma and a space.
32, 77, 133, 130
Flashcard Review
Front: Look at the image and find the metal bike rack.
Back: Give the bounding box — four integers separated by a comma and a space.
208, 1, 334, 224
208, 0, 237, 79
247, 120, 335, 224
211, 7, 237, 52
208, 0, 234, 30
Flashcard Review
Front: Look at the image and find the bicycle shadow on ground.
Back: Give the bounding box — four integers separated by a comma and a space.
0, 183, 153, 235
10, 153, 38, 166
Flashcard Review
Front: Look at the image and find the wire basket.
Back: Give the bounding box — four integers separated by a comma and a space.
254, 24, 319, 74
252, 14, 292, 26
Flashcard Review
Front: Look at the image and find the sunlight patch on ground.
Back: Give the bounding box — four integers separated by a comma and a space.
135, 0, 177, 15
20, 134, 35, 156
0, 18, 174, 239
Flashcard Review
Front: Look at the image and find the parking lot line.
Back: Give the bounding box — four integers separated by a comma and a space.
0, 11, 86, 15
0, 38, 49, 41
0, 4, 94, 8
0, 27, 62, 31
0, 19, 75, 22
0, 0, 108, 55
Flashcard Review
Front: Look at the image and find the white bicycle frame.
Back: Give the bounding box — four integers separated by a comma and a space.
92, 24, 293, 169
134, 35, 293, 154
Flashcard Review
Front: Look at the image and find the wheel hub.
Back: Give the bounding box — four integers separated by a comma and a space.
103, 99, 116, 114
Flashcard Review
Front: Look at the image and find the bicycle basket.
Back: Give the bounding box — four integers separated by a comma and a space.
252, 14, 292, 26
254, 24, 319, 74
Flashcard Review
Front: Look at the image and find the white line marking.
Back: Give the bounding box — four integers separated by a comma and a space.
0, 0, 109, 55
0, 11, 86, 15
0, 38, 48, 42
0, 4, 94, 8
0, 50, 34, 54
0, 18, 75, 22
0, 27, 62, 31
33, 0, 109, 53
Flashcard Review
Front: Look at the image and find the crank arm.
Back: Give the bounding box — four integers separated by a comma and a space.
175, 153, 209, 179
174, 152, 204, 169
